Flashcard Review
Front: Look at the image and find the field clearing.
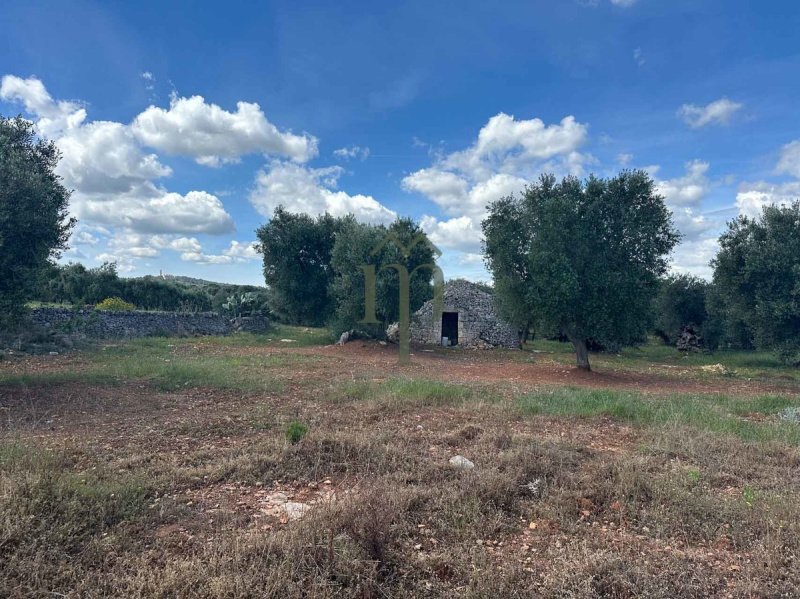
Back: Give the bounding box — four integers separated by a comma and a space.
2, 328, 800, 597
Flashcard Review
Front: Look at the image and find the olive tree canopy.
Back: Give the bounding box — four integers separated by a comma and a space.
483, 171, 680, 370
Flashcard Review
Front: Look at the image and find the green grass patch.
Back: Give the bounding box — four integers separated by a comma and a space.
0, 326, 335, 392
525, 336, 800, 382
264, 324, 334, 346
0, 336, 294, 392
518, 387, 800, 443
338, 377, 500, 407
87, 339, 289, 392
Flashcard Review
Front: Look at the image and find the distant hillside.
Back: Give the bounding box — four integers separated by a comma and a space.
156, 274, 266, 290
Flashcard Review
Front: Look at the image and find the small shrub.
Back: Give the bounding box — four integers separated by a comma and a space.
95, 297, 135, 311
286, 421, 309, 444
742, 485, 757, 506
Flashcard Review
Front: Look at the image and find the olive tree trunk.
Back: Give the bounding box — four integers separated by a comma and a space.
567, 335, 591, 371
518, 323, 532, 347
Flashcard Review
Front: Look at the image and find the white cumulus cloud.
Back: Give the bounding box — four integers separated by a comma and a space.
734, 140, 800, 218
132, 95, 318, 166
1, 74, 237, 272
776, 140, 800, 179
655, 160, 711, 207
0, 75, 87, 137
669, 237, 719, 280
419, 215, 483, 252
224, 240, 260, 261
401, 169, 469, 211
736, 181, 800, 218
333, 145, 370, 160
56, 120, 172, 193
653, 160, 717, 242
250, 161, 397, 225
678, 98, 743, 129
178, 240, 260, 265
403, 113, 590, 255
440, 114, 589, 179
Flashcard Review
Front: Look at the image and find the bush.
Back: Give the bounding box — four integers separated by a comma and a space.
95, 297, 135, 311
285, 421, 309, 444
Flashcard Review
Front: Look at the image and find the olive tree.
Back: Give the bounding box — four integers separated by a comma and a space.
255, 207, 341, 326
0, 116, 74, 326
710, 202, 800, 364
483, 171, 680, 370
329, 216, 435, 337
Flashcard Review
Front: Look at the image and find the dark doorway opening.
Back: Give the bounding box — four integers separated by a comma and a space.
441, 311, 458, 346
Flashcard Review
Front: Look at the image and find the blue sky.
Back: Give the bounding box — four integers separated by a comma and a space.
2, 0, 799, 285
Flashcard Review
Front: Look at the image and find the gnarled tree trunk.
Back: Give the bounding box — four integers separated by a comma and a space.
567, 334, 591, 371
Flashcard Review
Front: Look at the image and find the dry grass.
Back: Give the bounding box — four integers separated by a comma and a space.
1, 332, 800, 597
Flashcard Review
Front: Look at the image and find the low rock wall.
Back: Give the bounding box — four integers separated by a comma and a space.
28, 307, 268, 338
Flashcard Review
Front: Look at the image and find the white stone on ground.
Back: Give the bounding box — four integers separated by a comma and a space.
449, 455, 475, 471
284, 501, 310, 520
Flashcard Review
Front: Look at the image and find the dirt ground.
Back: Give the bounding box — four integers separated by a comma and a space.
1, 338, 799, 597
317, 342, 800, 395
7, 338, 796, 394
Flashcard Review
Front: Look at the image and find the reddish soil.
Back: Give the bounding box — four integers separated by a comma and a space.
307, 341, 800, 397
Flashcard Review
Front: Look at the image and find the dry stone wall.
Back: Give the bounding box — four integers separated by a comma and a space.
28, 307, 268, 339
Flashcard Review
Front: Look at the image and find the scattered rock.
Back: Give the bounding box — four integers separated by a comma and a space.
448, 455, 475, 471
269, 492, 289, 505
335, 331, 351, 346
701, 363, 732, 376
676, 326, 702, 352
385, 322, 400, 343
283, 501, 310, 520
779, 407, 800, 424
523, 479, 543, 498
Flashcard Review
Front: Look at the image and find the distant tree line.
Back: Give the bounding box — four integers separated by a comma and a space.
30, 261, 269, 316
651, 202, 800, 364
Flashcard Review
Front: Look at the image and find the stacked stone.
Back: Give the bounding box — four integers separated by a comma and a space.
29, 307, 269, 339
410, 280, 518, 349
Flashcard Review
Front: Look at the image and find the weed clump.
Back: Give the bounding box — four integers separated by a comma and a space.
286, 421, 309, 444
